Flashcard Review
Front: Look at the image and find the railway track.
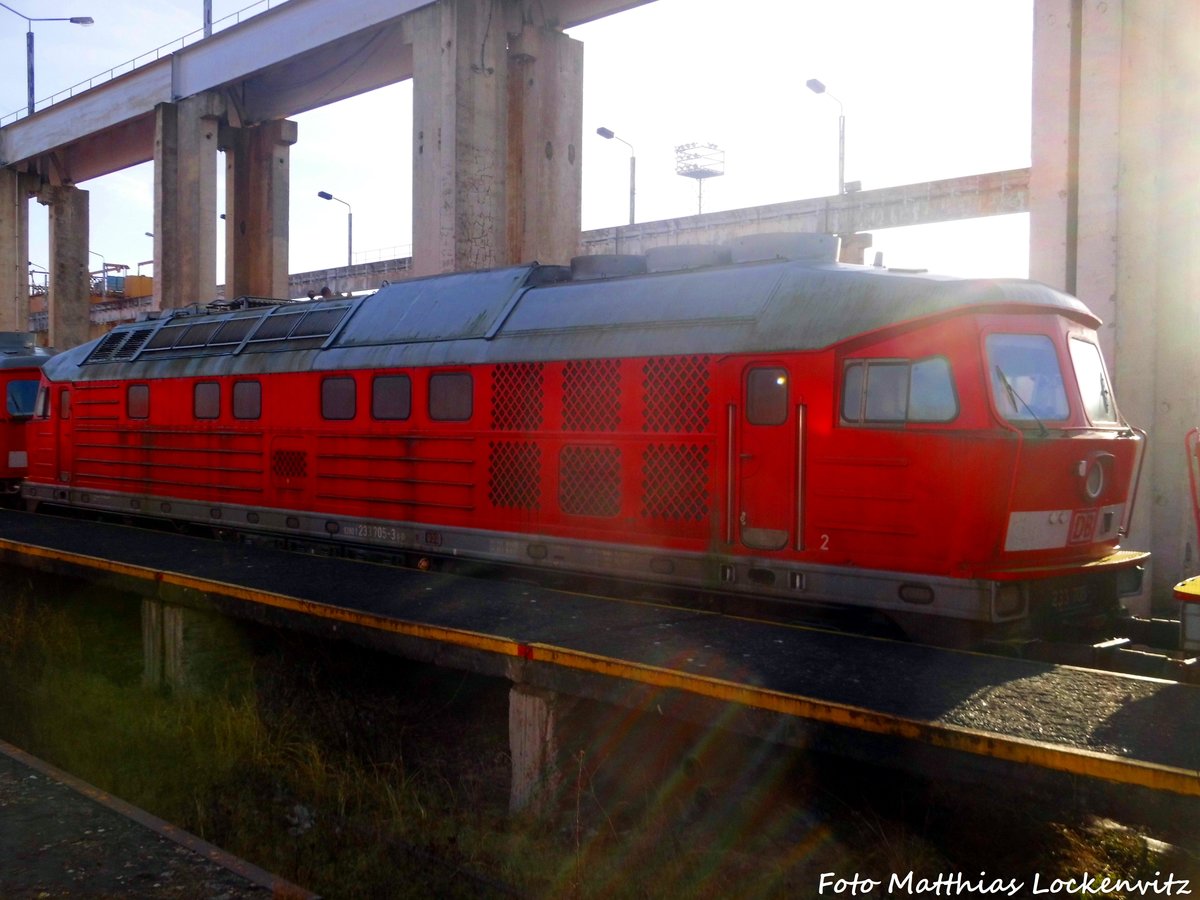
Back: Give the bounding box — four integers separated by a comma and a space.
984, 616, 1196, 682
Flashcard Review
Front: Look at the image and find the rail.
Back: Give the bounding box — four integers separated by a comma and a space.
0, 0, 289, 127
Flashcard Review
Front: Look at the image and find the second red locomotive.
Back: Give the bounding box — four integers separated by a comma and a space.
1, 332, 54, 496
21, 233, 1147, 640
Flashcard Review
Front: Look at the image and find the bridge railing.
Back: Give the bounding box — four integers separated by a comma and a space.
0, 0, 287, 127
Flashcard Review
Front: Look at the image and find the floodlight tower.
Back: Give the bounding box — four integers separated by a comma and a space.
674, 142, 725, 215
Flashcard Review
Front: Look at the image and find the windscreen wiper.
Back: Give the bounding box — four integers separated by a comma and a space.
995, 365, 1048, 437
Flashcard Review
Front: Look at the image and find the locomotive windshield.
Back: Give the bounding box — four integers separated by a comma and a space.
986, 334, 1069, 424
1068, 337, 1119, 424
5, 379, 39, 418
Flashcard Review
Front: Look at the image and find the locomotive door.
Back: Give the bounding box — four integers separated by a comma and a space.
55, 386, 73, 484
736, 365, 798, 551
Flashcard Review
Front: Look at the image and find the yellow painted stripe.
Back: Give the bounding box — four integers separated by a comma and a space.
5, 537, 1200, 798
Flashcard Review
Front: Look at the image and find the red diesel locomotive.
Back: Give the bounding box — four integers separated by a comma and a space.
1, 332, 54, 495
20, 233, 1147, 639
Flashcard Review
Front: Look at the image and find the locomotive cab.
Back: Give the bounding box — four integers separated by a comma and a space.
0, 332, 54, 494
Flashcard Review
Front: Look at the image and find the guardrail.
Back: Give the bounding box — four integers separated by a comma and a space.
0, 0, 288, 128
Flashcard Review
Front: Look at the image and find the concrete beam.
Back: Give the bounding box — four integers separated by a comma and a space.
223, 120, 299, 300
0, 169, 31, 333
1031, 0, 1200, 609
506, 27, 584, 265
36, 184, 89, 351
581, 169, 1030, 257
509, 684, 574, 815
154, 95, 223, 310
0, 0, 655, 182
411, 0, 511, 276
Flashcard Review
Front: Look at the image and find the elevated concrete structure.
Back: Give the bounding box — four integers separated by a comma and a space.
37, 184, 89, 350
0, 0, 646, 325
1030, 0, 1200, 608
222, 119, 299, 301
0, 169, 30, 333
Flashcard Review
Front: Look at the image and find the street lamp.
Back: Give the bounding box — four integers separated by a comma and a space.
596, 127, 635, 226
0, 2, 93, 117
88, 249, 105, 298
318, 191, 353, 267
806, 78, 845, 195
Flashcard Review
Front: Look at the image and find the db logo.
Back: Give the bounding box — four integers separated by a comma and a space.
1068, 509, 1098, 544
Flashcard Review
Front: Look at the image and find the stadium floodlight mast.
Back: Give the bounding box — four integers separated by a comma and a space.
674, 142, 725, 215
318, 191, 353, 267
0, 2, 94, 117
596, 126, 636, 225
806, 77, 845, 195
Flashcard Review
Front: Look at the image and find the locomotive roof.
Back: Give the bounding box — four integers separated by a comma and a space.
0, 332, 54, 370
46, 249, 1098, 382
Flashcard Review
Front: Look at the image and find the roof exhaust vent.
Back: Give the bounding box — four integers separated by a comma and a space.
727, 232, 840, 264
570, 254, 648, 281
644, 244, 732, 273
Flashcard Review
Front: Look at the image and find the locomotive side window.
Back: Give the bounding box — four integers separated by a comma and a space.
986, 335, 1069, 423
372, 375, 412, 420
746, 368, 788, 425
34, 386, 50, 419
127, 384, 149, 419
864, 363, 908, 421
909, 358, 957, 421
430, 373, 473, 421
6, 379, 39, 418
194, 382, 220, 419
1068, 338, 1118, 424
321, 377, 356, 420
60, 390, 71, 420
842, 358, 957, 424
233, 381, 261, 420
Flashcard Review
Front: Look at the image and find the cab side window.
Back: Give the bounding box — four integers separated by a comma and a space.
842, 357, 957, 424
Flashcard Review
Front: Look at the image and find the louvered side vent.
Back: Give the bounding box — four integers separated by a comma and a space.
641, 444, 710, 522
642, 356, 711, 433
562, 359, 621, 432
488, 441, 542, 510
85, 327, 156, 364
491, 363, 545, 431
272, 450, 308, 480
559, 446, 621, 517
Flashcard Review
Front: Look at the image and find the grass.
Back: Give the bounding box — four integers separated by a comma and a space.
1, 569, 1196, 898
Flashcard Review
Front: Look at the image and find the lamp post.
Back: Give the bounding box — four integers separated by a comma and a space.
88, 249, 105, 298
596, 127, 635, 226
318, 191, 353, 267
0, 3, 93, 117
806, 78, 845, 195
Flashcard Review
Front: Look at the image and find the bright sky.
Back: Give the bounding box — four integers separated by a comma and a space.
1, 0, 1032, 290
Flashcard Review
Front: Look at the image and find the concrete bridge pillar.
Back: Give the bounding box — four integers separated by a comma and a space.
141, 599, 250, 694
222, 119, 299, 300
505, 27, 584, 267
411, 0, 583, 276
154, 93, 223, 310
509, 684, 575, 815
0, 169, 31, 334
1031, 0, 1200, 609
35, 184, 89, 351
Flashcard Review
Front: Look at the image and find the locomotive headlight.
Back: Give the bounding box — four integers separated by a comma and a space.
1078, 452, 1114, 502
993, 584, 1026, 619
